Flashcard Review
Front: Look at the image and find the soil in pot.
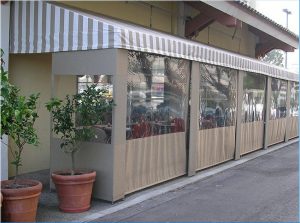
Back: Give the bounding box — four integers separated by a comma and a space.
1, 179, 42, 222
52, 170, 96, 213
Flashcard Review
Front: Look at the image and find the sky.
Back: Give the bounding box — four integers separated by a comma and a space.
254, 0, 299, 73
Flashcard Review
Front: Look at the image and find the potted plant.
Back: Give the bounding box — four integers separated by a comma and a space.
46, 84, 114, 213
0, 50, 42, 222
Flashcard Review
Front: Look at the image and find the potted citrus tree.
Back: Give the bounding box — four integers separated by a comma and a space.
1, 50, 42, 222
46, 84, 114, 213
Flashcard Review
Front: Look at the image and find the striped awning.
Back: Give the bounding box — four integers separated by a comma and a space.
10, 1, 298, 82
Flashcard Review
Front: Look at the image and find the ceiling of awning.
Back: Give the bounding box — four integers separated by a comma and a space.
185, 1, 298, 58
200, 1, 298, 58
9, 1, 298, 82
248, 27, 295, 58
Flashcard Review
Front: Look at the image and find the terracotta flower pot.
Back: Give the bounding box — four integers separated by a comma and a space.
52, 170, 96, 213
1, 179, 42, 222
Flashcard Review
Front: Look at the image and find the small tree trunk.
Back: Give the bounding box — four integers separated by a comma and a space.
71, 151, 75, 175
13, 147, 22, 185
14, 165, 19, 183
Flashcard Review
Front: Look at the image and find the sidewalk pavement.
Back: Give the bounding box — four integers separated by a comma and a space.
29, 138, 298, 222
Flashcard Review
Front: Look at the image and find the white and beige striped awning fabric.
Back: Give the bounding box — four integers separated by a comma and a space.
10, 1, 298, 82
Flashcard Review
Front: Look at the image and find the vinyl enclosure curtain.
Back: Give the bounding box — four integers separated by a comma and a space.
10, 1, 298, 82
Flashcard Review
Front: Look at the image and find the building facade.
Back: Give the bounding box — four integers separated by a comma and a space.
2, 1, 299, 201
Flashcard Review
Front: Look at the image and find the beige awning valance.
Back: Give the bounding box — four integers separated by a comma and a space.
10, 1, 298, 82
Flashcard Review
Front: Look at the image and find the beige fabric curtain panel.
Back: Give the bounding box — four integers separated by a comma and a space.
288, 117, 299, 139
125, 133, 186, 194
240, 121, 264, 155
10, 1, 298, 82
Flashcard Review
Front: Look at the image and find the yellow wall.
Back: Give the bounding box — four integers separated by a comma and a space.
8, 54, 52, 176
61, 1, 178, 34
194, 22, 256, 57
8, 54, 77, 176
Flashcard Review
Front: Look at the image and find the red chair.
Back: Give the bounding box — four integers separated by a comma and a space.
145, 122, 152, 137
140, 121, 151, 137
173, 118, 185, 132
178, 118, 185, 132
171, 119, 176, 133
132, 124, 141, 139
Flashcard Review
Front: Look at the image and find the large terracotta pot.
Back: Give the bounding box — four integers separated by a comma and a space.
52, 170, 96, 213
1, 179, 42, 222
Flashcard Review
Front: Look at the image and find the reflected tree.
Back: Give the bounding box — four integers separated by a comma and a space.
127, 51, 190, 137
128, 51, 154, 102
270, 78, 287, 119
290, 82, 299, 116
242, 73, 266, 122
200, 64, 237, 127
162, 58, 188, 119
261, 50, 284, 67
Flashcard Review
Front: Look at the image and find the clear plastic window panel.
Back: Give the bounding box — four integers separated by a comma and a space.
270, 78, 287, 120
290, 81, 299, 117
199, 64, 237, 130
77, 74, 113, 143
127, 51, 190, 140
242, 72, 266, 123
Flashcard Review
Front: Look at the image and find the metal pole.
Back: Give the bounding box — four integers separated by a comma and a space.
263, 76, 271, 149
285, 81, 291, 142
234, 71, 244, 160
283, 9, 291, 68
285, 50, 288, 69
188, 62, 200, 176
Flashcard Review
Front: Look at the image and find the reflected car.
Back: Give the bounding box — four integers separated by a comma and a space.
128, 91, 147, 100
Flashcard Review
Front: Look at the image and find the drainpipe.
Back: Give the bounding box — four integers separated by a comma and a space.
177, 2, 185, 37
1, 1, 11, 181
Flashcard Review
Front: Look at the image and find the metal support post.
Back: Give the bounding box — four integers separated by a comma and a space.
285, 81, 291, 142
235, 71, 244, 160
188, 61, 200, 176
263, 77, 271, 149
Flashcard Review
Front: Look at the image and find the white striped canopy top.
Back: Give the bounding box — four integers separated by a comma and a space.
10, 1, 298, 82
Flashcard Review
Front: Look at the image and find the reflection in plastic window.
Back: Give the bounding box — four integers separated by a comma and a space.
77, 75, 113, 143
270, 78, 287, 120
199, 64, 237, 130
126, 51, 190, 140
242, 72, 266, 123
290, 82, 299, 117
78, 75, 113, 96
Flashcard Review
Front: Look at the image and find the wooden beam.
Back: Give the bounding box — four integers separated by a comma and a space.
185, 13, 214, 37
216, 14, 242, 28
255, 42, 275, 58
256, 42, 294, 58
186, 1, 242, 29
251, 26, 295, 58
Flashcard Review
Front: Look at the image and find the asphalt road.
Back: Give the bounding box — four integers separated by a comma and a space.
95, 142, 299, 222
